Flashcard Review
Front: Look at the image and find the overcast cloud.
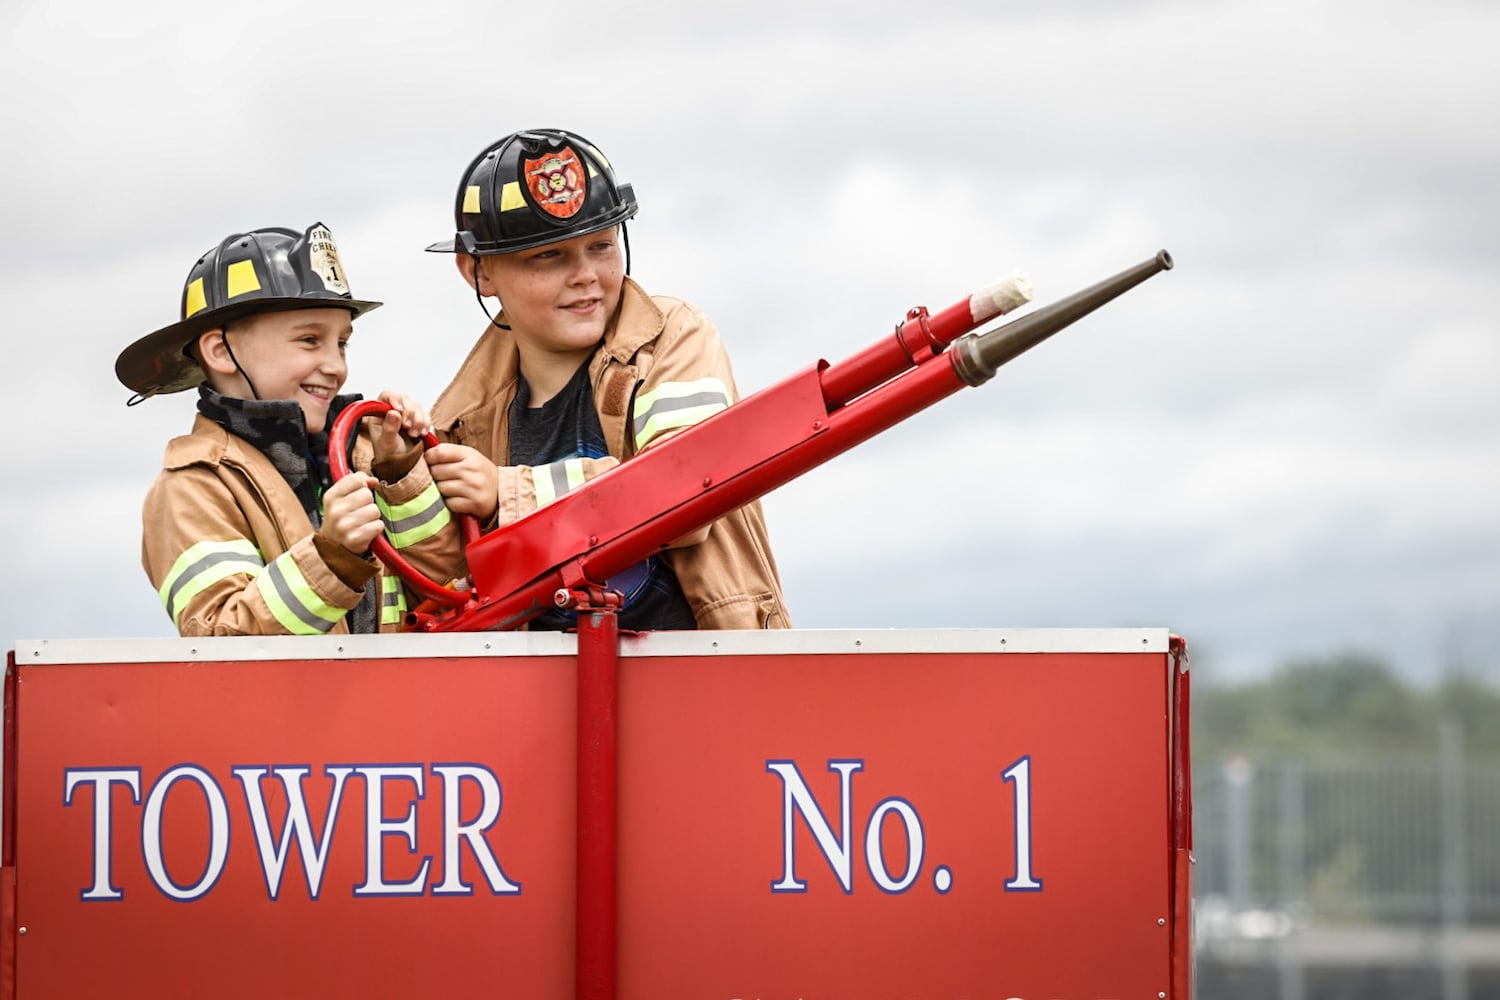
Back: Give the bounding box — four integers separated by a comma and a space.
3, 0, 1496, 683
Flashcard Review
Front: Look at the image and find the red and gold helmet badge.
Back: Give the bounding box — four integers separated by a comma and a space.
522, 145, 588, 220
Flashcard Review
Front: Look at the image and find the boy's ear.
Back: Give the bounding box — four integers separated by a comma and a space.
455, 255, 479, 292
456, 255, 497, 296
195, 329, 238, 376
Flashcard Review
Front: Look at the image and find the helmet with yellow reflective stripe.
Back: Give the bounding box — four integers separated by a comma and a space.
425, 129, 638, 256
115, 222, 382, 400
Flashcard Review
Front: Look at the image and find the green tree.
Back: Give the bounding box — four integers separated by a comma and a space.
1193, 650, 1499, 757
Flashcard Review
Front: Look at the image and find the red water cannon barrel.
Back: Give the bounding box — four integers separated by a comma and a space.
366, 250, 1174, 632
820, 271, 1035, 408
953, 250, 1172, 385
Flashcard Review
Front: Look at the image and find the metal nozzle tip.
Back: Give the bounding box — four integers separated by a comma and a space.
1157, 250, 1174, 270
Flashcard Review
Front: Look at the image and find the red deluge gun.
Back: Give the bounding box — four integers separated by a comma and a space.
331, 250, 1173, 632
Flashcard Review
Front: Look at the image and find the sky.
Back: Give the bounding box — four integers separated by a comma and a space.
2, 0, 1496, 685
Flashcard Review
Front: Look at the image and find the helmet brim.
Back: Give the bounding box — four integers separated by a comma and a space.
423, 208, 635, 257
116, 297, 382, 399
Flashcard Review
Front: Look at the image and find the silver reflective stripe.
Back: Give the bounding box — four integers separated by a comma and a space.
159, 539, 264, 627
378, 483, 451, 549
256, 554, 341, 635
547, 460, 571, 502
533, 458, 586, 507
380, 576, 407, 624
386, 501, 446, 540
632, 377, 730, 448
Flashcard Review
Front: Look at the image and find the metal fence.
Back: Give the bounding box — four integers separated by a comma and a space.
1192, 725, 1500, 999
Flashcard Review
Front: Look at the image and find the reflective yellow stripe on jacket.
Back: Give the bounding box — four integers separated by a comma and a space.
380, 575, 407, 626
376, 481, 452, 549
255, 551, 345, 635
532, 458, 587, 507
632, 377, 730, 449
158, 539, 264, 627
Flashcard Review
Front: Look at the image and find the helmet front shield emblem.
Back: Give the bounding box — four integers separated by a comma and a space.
114, 222, 382, 400
426, 128, 638, 256
523, 146, 588, 220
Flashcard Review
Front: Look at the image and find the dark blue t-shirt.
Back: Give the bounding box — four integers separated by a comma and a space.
508, 357, 697, 631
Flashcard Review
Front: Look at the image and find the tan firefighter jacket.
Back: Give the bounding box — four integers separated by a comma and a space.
142, 413, 463, 636
431, 277, 790, 630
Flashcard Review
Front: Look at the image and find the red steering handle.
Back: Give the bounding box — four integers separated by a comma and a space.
328, 399, 479, 609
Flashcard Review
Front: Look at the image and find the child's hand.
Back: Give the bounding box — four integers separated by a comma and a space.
322, 473, 385, 555
378, 390, 433, 436
426, 443, 500, 520
372, 390, 433, 464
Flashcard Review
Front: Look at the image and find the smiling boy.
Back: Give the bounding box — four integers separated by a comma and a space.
424, 129, 789, 630
116, 223, 461, 636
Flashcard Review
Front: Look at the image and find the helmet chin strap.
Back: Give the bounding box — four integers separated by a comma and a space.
469, 253, 511, 332
220, 330, 261, 400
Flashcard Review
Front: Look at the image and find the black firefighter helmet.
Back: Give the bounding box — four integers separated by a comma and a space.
425, 129, 638, 256
115, 222, 382, 400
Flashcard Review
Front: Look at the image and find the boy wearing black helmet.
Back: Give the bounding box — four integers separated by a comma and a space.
425, 129, 789, 630
117, 223, 462, 636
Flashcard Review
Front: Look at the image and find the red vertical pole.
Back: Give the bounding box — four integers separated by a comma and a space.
1168, 636, 1194, 999
3, 652, 16, 869
3, 653, 19, 1000
575, 612, 619, 1000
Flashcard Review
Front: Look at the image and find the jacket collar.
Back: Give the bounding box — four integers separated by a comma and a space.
432, 276, 664, 430
164, 413, 235, 470
601, 277, 664, 363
